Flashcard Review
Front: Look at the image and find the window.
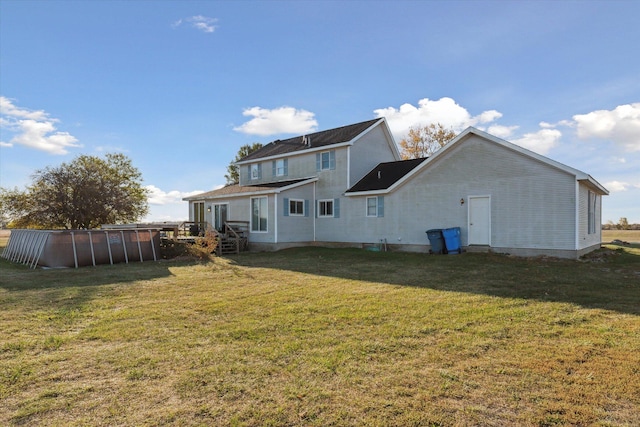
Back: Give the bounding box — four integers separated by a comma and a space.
321, 152, 331, 170
250, 163, 261, 180
318, 199, 334, 217
289, 199, 304, 216
273, 159, 287, 177
251, 197, 268, 232
366, 196, 384, 217
367, 197, 377, 217
588, 191, 597, 234
316, 150, 336, 171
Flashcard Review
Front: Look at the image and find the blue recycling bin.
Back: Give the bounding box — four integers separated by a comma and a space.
442, 227, 462, 254
426, 229, 446, 254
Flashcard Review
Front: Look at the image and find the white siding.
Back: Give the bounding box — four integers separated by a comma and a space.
349, 125, 399, 187
341, 135, 578, 251
278, 184, 315, 243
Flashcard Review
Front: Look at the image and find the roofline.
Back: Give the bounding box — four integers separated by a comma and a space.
235, 141, 352, 165
457, 127, 609, 195
235, 118, 395, 165
182, 177, 318, 201
377, 126, 609, 195
349, 117, 401, 160
344, 189, 388, 197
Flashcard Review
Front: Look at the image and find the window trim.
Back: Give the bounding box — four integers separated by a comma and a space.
318, 199, 334, 218
250, 163, 261, 180
213, 203, 229, 232
321, 152, 331, 170
275, 159, 286, 177
250, 196, 268, 233
316, 150, 336, 171
366, 196, 378, 217
289, 198, 305, 216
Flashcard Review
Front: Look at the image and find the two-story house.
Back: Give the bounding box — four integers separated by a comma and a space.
184, 118, 608, 258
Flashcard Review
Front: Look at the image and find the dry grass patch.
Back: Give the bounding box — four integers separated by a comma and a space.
602, 229, 640, 243
1, 244, 639, 426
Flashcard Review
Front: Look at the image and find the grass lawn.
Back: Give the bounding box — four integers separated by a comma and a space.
1, 239, 639, 426
602, 229, 640, 243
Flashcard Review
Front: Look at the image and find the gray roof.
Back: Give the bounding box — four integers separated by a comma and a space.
183, 178, 314, 200
346, 158, 427, 193
239, 118, 381, 162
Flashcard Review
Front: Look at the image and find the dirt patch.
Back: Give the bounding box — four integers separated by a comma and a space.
580, 247, 622, 263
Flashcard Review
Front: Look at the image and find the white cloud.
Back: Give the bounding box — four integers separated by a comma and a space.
146, 185, 206, 205
234, 106, 318, 136
573, 103, 640, 152
373, 97, 503, 141
0, 96, 48, 120
0, 141, 12, 148
604, 181, 631, 192
511, 128, 562, 155
0, 97, 80, 155
172, 15, 218, 33
487, 124, 519, 138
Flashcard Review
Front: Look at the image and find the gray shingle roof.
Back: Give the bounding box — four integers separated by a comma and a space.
346, 157, 427, 193
183, 178, 313, 200
239, 118, 381, 162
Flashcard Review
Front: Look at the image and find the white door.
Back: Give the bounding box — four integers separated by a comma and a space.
468, 196, 491, 245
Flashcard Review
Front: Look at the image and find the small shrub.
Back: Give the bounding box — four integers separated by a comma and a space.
159, 231, 218, 260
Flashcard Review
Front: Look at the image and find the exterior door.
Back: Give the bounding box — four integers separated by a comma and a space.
468, 196, 491, 245
214, 204, 228, 232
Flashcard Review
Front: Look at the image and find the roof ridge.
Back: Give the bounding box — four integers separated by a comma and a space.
238, 118, 382, 162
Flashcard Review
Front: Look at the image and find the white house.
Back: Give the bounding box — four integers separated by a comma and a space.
184, 118, 608, 258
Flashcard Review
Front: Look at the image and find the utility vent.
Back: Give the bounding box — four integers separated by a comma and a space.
301, 135, 311, 147
377, 171, 382, 180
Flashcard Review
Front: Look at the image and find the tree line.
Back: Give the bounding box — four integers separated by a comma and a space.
602, 218, 640, 230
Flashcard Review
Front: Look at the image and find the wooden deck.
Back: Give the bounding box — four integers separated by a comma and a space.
214, 221, 249, 255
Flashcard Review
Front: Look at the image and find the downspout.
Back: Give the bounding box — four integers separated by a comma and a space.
274, 193, 278, 244
575, 180, 580, 250
313, 181, 317, 242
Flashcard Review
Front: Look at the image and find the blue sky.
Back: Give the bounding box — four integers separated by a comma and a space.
1, 0, 639, 224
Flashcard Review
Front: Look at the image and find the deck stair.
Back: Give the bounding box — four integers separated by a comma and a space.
215, 221, 249, 255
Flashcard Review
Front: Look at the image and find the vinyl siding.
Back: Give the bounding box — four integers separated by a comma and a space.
277, 184, 315, 243
349, 125, 399, 187
577, 183, 602, 250
341, 135, 578, 250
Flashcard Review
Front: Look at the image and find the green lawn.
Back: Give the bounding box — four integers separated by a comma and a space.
1, 242, 639, 426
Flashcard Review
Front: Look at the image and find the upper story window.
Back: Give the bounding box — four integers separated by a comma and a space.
250, 163, 262, 180
321, 152, 331, 170
273, 159, 288, 177
316, 150, 336, 171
